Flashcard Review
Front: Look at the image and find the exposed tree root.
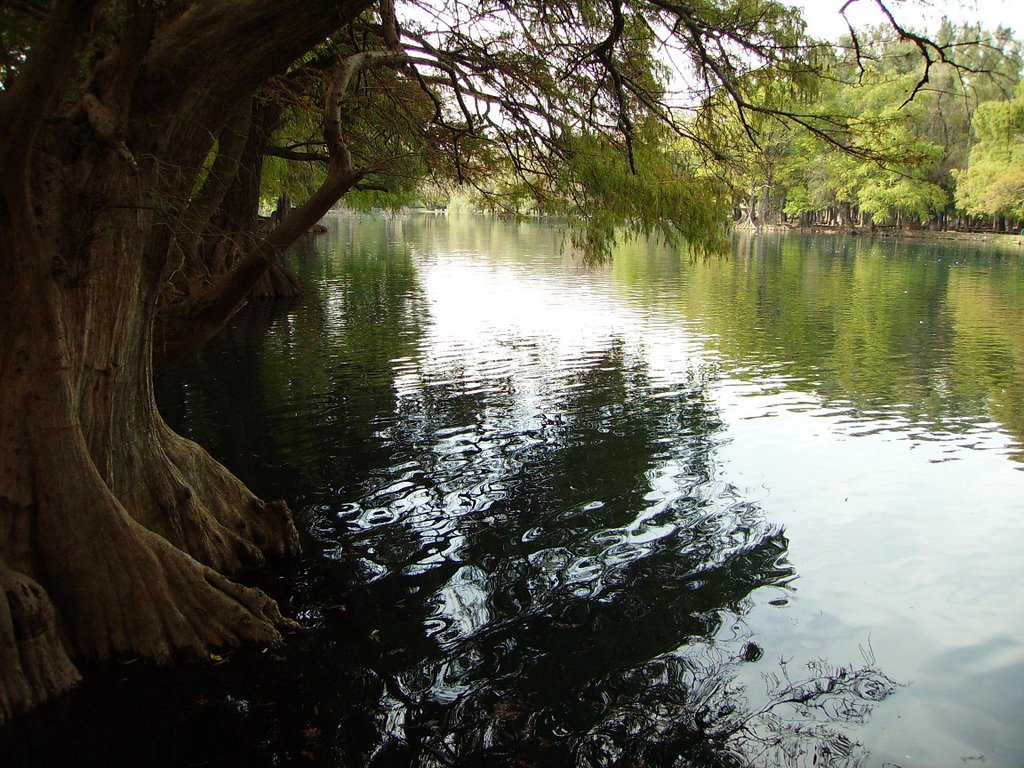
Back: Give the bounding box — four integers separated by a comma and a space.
0, 423, 301, 726
113, 417, 299, 574
0, 565, 81, 725
160, 424, 300, 559
36, 485, 295, 662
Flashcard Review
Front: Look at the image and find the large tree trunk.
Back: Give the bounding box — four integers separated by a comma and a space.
0, 153, 300, 724
0, 0, 408, 723
180, 99, 302, 303
217, 101, 304, 299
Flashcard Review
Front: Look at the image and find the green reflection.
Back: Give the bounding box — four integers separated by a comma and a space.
611, 231, 1024, 461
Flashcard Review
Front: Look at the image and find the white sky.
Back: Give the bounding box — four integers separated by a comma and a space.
792, 0, 1020, 40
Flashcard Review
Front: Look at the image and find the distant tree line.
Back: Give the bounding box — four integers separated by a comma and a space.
724, 22, 1024, 234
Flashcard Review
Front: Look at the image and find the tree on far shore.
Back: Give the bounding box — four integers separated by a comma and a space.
955, 82, 1024, 229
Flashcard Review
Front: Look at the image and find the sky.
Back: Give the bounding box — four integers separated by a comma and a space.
792, 0, 1020, 40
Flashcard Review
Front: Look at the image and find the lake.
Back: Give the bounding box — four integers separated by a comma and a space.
7, 213, 1023, 766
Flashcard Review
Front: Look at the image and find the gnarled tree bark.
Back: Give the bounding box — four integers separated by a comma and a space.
0, 0, 374, 724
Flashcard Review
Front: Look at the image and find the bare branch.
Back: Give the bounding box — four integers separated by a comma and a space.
265, 145, 330, 163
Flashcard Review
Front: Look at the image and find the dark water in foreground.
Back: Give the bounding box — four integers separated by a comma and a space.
5, 215, 1024, 767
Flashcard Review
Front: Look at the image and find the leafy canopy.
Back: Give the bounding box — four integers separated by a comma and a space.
955, 82, 1024, 221
245, 0, 837, 256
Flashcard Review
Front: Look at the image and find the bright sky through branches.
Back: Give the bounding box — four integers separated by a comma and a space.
792, 0, 1019, 40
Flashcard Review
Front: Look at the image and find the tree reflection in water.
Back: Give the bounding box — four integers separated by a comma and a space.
155, 235, 900, 767
296, 337, 897, 767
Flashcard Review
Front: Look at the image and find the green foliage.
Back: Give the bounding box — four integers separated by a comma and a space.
261, 154, 327, 204
259, 106, 328, 205
954, 83, 1024, 221
342, 185, 421, 213
779, 134, 837, 217
251, 0, 830, 258
759, 24, 1024, 228
249, 2, 1023, 249
857, 175, 949, 224
836, 72, 950, 223
538, 125, 730, 261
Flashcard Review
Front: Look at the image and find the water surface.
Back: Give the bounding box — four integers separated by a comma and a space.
10, 214, 1022, 767
171, 215, 1024, 766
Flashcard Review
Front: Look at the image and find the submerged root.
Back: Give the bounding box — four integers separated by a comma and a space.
249, 261, 302, 297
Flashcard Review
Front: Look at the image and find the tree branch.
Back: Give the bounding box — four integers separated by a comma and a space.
265, 145, 330, 163
136, 0, 375, 186
154, 164, 363, 367
154, 39, 413, 366
187, 100, 255, 229
379, 0, 400, 52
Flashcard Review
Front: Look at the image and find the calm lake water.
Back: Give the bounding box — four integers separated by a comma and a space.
7, 214, 1023, 767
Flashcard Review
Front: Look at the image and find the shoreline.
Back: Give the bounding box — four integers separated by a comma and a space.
740, 223, 1024, 248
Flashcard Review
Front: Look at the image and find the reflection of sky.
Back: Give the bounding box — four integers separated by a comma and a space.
399, 253, 710, 397
385, 249, 726, 568
371, 223, 1024, 766
721, 397, 1024, 765
406, 252, 713, 399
